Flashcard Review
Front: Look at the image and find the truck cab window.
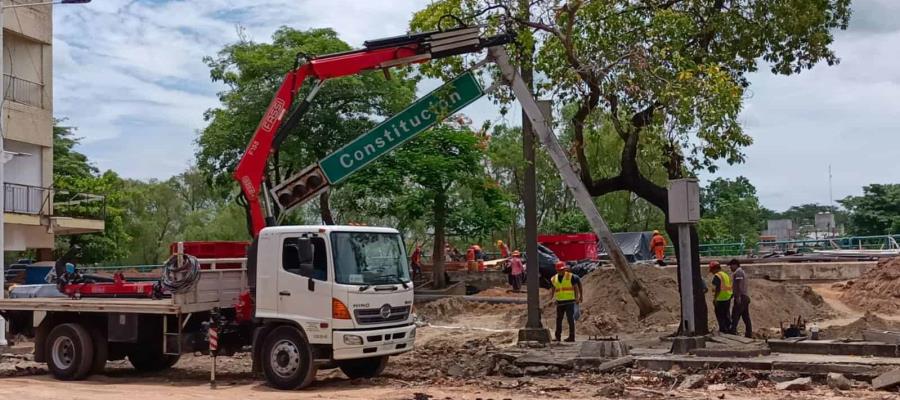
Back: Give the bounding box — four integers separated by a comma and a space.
282, 237, 328, 281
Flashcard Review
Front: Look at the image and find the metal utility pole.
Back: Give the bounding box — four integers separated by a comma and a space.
516, 0, 549, 343
0, 0, 6, 346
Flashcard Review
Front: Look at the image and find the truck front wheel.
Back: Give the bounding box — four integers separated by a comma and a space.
46, 323, 95, 381
338, 355, 388, 379
261, 325, 316, 390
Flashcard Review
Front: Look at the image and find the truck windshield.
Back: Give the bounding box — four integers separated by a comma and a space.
331, 231, 411, 285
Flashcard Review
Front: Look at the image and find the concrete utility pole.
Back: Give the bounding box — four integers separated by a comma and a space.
668, 179, 701, 334
490, 46, 659, 319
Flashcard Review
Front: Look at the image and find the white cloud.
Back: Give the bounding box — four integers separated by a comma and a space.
51, 0, 900, 213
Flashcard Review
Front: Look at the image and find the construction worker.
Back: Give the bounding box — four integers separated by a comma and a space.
497, 240, 510, 258
708, 261, 733, 333
473, 244, 484, 261
549, 261, 583, 342
466, 246, 476, 271
508, 250, 524, 292
729, 259, 752, 338
650, 230, 667, 266
410, 244, 423, 280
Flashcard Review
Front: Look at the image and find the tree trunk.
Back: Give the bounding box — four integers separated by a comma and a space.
432, 191, 448, 289
319, 191, 335, 225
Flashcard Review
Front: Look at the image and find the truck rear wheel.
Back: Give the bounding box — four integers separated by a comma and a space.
338, 355, 388, 379
128, 349, 180, 372
46, 323, 95, 381
261, 325, 316, 390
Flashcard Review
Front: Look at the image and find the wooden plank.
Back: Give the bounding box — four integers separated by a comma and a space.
863, 330, 900, 345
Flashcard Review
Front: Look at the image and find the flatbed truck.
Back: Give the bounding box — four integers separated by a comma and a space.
0, 225, 416, 389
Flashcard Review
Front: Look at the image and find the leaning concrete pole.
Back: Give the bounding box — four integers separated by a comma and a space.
490, 46, 658, 318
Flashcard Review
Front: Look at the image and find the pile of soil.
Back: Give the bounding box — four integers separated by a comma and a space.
820, 312, 900, 340
542, 266, 834, 336
839, 257, 900, 314
387, 333, 513, 381
416, 297, 524, 325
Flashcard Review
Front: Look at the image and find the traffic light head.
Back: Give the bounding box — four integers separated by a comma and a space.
271, 165, 329, 211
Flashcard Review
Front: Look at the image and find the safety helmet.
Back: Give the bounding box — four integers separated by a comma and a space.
555, 261, 567, 271
512, 250, 520, 256
708, 261, 721, 272
653, 230, 660, 235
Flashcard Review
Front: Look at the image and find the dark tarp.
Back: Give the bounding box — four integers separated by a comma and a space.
599, 231, 654, 262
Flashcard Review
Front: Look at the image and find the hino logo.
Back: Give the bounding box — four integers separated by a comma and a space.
379, 304, 392, 319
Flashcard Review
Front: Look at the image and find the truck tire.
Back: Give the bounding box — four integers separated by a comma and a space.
46, 323, 95, 381
128, 349, 180, 372
261, 325, 317, 390
338, 355, 388, 379
89, 326, 109, 375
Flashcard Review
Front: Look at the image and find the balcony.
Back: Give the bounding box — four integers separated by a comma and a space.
3, 74, 44, 109
4, 183, 105, 235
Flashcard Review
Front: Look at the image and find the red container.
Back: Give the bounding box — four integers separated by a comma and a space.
170, 241, 249, 269
538, 233, 598, 262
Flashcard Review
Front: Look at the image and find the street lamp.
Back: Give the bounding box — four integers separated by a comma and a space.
0, 0, 91, 346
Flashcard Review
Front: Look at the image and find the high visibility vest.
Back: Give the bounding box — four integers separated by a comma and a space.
714, 271, 733, 301
551, 272, 576, 302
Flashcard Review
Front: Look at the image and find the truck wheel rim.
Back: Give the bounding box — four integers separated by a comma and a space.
52, 336, 75, 369
271, 339, 301, 377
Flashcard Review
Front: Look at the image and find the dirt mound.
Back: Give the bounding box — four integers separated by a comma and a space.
476, 287, 527, 298
387, 333, 513, 381
821, 312, 900, 340
416, 297, 524, 325
542, 266, 834, 336
839, 257, 900, 314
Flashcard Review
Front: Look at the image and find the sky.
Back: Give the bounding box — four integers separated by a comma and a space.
50, 0, 900, 212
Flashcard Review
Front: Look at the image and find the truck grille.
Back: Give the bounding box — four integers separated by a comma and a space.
353, 305, 411, 325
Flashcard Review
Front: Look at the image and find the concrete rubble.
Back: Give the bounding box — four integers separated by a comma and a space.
775, 377, 813, 391
826, 372, 852, 390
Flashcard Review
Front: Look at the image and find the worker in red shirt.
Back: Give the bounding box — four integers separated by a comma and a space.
497, 240, 509, 258
466, 246, 476, 271
650, 230, 667, 266
508, 250, 524, 291
410, 244, 423, 280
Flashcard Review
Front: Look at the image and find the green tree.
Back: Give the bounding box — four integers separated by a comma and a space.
699, 177, 763, 245
412, 0, 851, 331
839, 184, 900, 236
198, 27, 416, 227
337, 124, 512, 288
52, 123, 130, 264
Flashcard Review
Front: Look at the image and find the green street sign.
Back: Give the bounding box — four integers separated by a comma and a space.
319, 71, 484, 184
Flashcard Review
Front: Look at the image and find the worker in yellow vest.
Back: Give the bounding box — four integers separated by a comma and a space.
708, 261, 733, 333
549, 261, 583, 342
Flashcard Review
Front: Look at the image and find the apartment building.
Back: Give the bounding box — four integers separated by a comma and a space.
3, 2, 102, 259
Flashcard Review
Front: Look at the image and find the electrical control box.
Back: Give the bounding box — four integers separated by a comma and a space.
668, 178, 700, 224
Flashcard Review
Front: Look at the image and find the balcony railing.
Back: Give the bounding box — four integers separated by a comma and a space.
3, 183, 106, 220
3, 74, 44, 108
3, 182, 48, 214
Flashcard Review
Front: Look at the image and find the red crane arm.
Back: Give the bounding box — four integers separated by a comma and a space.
233, 26, 512, 236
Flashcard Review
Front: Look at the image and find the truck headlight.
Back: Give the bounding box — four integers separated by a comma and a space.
410, 328, 416, 338
343, 335, 363, 346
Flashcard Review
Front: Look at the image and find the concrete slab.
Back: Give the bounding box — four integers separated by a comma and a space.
872, 368, 900, 390
767, 339, 899, 357
690, 347, 771, 358
635, 352, 900, 380
863, 330, 900, 345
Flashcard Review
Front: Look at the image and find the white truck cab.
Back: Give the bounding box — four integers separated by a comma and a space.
251, 225, 416, 388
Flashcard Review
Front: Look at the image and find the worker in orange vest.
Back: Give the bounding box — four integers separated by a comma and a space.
466, 246, 477, 272
650, 230, 667, 266
497, 240, 510, 258
410, 244, 423, 280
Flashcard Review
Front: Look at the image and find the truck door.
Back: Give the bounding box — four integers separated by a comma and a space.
278, 235, 332, 344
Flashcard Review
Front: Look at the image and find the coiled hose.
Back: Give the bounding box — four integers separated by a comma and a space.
161, 253, 201, 294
